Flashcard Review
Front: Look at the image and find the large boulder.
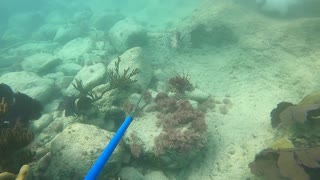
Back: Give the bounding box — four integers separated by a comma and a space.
123, 96, 207, 169
91, 12, 125, 31
50, 123, 125, 179
55, 63, 82, 76
57, 37, 93, 63
8, 42, 60, 57
21, 53, 60, 74
53, 24, 86, 44
0, 71, 55, 103
108, 19, 147, 52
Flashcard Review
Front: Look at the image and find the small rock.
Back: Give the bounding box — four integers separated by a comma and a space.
55, 63, 82, 76
38, 152, 51, 171
80, 53, 102, 65
119, 167, 144, 180
57, 37, 93, 62
156, 81, 169, 93
31, 114, 53, 133
189, 100, 199, 109
185, 88, 210, 103
153, 68, 170, 81
144, 171, 169, 180
43, 72, 64, 80
54, 76, 74, 90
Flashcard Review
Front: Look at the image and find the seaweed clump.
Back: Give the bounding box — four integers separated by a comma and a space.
72, 79, 104, 102
108, 57, 140, 90
60, 57, 140, 117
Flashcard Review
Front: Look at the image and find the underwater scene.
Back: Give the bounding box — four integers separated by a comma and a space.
1, 0, 320, 179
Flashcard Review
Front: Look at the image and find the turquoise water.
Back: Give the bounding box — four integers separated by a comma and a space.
1, 0, 320, 179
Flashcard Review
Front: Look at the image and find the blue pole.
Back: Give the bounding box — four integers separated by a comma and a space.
84, 115, 134, 180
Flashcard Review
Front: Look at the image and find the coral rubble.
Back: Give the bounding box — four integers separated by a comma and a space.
153, 94, 207, 158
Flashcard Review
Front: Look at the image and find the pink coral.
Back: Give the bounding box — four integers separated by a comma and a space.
153, 96, 207, 155
155, 129, 205, 156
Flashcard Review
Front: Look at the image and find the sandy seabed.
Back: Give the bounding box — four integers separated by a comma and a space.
161, 1, 320, 179
1, 0, 319, 179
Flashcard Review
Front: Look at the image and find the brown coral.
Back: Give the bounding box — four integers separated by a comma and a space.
0, 127, 34, 154
0, 127, 34, 173
249, 147, 320, 180
270, 101, 320, 129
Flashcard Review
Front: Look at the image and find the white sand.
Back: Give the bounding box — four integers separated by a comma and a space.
170, 47, 319, 180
